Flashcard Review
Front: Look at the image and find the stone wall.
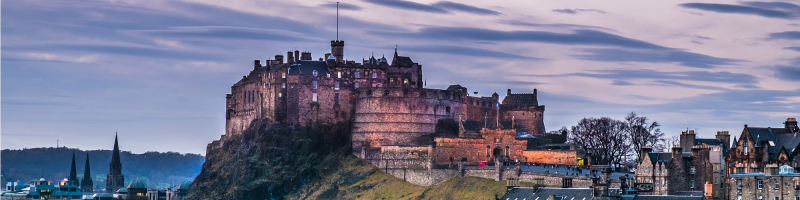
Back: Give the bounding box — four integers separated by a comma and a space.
433, 129, 528, 166
522, 150, 578, 165
728, 174, 800, 200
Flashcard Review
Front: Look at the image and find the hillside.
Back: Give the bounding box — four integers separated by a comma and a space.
1, 148, 204, 190
188, 120, 531, 199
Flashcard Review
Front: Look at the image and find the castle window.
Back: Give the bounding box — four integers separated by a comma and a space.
312, 93, 318, 102
690, 180, 695, 189
355, 72, 360, 78
282, 83, 286, 88
312, 80, 318, 89
279, 92, 282, 97
372, 83, 377, 87
446, 106, 451, 115
354, 82, 360, 88
372, 72, 377, 78
335, 82, 340, 90
313, 70, 318, 76
338, 71, 341, 78
282, 72, 286, 78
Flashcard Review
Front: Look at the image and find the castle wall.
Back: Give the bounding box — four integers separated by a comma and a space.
432, 129, 528, 166
521, 150, 578, 165
501, 106, 545, 136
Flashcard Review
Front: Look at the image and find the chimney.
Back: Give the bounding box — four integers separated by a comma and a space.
301, 52, 312, 61
533, 88, 539, 105
294, 50, 300, 63
680, 130, 696, 153
786, 118, 798, 132
331, 40, 344, 62
716, 131, 730, 150
274, 54, 284, 64
507, 89, 511, 96
254, 60, 261, 69
287, 51, 294, 64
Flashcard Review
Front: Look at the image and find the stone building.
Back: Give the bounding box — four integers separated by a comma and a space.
635, 130, 730, 199
727, 118, 800, 176
728, 164, 800, 200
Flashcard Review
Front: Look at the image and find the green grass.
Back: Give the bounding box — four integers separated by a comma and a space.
289, 156, 534, 200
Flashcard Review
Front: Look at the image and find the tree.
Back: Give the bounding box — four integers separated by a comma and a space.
624, 112, 663, 162
656, 135, 680, 152
569, 117, 630, 165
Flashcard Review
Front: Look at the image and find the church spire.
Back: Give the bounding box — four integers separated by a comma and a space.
107, 133, 125, 192
111, 133, 121, 168
81, 152, 94, 192
69, 152, 79, 185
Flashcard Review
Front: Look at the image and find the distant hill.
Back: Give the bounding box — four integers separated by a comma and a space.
1, 147, 204, 191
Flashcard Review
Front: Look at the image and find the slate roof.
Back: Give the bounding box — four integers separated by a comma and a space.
394, 56, 414, 67
746, 127, 800, 159
462, 120, 483, 132
647, 152, 672, 164
531, 188, 593, 200
502, 93, 538, 107
502, 187, 535, 200
634, 195, 703, 200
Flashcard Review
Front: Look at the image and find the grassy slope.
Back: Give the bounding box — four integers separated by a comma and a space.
289, 155, 534, 200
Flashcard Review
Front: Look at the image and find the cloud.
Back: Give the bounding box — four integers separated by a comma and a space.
775, 66, 800, 81
498, 20, 616, 32
784, 47, 800, 52
363, 0, 500, 15
536, 69, 757, 85
375, 27, 667, 49
127, 26, 325, 42
679, 3, 797, 19
769, 31, 800, 40
572, 48, 743, 68
430, 1, 501, 15
319, 2, 362, 10
402, 45, 541, 60
552, 9, 606, 14
612, 80, 634, 85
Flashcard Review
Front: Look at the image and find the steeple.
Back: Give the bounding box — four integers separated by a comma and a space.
111, 133, 121, 169
81, 152, 94, 192
69, 153, 79, 185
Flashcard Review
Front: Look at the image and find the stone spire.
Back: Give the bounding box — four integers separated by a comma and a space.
106, 133, 125, 192
69, 153, 79, 185
81, 152, 93, 192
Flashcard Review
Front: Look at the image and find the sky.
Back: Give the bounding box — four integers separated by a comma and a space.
2, 0, 800, 155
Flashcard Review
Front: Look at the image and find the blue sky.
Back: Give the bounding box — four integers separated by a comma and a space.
2, 0, 799, 155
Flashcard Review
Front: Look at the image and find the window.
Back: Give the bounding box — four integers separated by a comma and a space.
759, 196, 763, 200
355, 72, 360, 78
776, 181, 780, 190
737, 179, 742, 189
335, 82, 340, 90
759, 180, 763, 189
745, 143, 749, 155
282, 72, 286, 78
446, 106, 451, 115
372, 72, 377, 78
279, 92, 282, 97
312, 93, 318, 102
354, 82, 359, 88
313, 70, 318, 76
690, 166, 696, 174
338, 71, 341, 78
334, 93, 339, 104
372, 83, 377, 87
312, 80, 318, 89
739, 196, 742, 200
776, 197, 780, 200
282, 83, 286, 88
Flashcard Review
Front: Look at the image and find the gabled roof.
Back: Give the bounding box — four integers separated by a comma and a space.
648, 152, 672, 164
744, 126, 800, 158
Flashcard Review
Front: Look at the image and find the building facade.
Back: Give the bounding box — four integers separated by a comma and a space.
728, 165, 800, 200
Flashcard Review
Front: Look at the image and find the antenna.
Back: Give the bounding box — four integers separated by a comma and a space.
336, 2, 339, 41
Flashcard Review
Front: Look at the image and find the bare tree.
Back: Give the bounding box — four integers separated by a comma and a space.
624, 112, 663, 162
569, 117, 630, 165
656, 135, 680, 152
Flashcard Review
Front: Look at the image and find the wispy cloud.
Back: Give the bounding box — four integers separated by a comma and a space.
552, 9, 606, 14
769, 31, 800, 40
319, 2, 362, 10
572, 48, 743, 68
679, 2, 799, 19
363, 0, 500, 15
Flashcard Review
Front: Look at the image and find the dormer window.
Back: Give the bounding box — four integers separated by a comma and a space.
313, 70, 318, 76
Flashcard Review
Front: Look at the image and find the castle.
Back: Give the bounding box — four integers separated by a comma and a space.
222, 40, 572, 185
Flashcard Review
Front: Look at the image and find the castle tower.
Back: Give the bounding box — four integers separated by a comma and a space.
331, 40, 344, 62
106, 133, 125, 193
81, 152, 94, 192
69, 153, 79, 185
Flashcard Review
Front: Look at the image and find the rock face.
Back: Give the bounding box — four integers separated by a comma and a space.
187, 120, 351, 199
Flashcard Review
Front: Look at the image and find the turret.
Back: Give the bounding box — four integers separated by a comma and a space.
331, 40, 344, 62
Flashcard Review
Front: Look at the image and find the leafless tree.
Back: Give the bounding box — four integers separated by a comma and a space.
656, 135, 680, 152
624, 112, 663, 162
569, 117, 630, 165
